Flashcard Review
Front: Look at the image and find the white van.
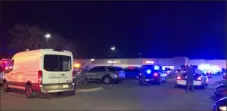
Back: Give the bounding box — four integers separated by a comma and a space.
2, 49, 75, 98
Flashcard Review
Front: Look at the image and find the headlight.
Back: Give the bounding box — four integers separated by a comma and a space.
219, 106, 227, 111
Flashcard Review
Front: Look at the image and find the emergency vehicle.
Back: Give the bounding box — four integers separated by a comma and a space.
2, 49, 75, 98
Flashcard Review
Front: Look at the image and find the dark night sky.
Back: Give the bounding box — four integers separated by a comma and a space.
0, 1, 226, 59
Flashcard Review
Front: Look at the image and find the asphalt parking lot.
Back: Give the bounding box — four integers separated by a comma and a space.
0, 76, 224, 110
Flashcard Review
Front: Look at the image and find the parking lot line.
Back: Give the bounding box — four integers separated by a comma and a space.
76, 87, 104, 92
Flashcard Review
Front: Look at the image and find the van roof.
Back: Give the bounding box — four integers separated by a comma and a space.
13, 49, 72, 58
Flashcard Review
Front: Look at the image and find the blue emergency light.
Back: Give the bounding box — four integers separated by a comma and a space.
154, 65, 160, 70
146, 69, 151, 74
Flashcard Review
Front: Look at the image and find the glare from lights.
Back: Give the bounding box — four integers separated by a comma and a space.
211, 65, 221, 72
110, 46, 116, 51
74, 63, 81, 68
198, 64, 211, 70
44, 33, 51, 39
90, 58, 95, 62
154, 65, 160, 70
162, 67, 165, 70
146, 69, 151, 74
219, 106, 226, 111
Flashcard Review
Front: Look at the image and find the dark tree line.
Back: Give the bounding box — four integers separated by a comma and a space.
8, 24, 76, 55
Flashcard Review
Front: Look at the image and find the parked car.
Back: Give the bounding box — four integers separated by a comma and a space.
124, 66, 140, 79
81, 66, 126, 84
212, 84, 227, 101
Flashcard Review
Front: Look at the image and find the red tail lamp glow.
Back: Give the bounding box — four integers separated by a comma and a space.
177, 76, 181, 80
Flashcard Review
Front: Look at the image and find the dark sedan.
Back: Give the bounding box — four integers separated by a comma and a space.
213, 97, 227, 111
212, 84, 227, 101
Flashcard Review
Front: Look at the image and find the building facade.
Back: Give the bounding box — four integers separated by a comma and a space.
75, 57, 226, 69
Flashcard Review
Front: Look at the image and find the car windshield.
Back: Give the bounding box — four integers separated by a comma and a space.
44, 55, 71, 71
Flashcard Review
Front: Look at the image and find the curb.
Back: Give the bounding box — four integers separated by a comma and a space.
76, 87, 104, 92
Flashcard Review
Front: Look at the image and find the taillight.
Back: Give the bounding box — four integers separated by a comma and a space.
38, 70, 42, 84
197, 77, 202, 81
154, 73, 158, 76
177, 76, 181, 80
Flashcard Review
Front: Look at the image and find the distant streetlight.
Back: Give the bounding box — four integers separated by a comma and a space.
90, 58, 95, 62
110, 46, 116, 66
44, 33, 51, 39
110, 46, 116, 51
90, 57, 95, 65
44, 33, 51, 48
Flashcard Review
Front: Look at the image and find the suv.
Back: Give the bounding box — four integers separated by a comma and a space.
82, 66, 126, 84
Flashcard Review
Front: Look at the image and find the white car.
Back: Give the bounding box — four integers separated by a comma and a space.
175, 73, 208, 89
2, 49, 75, 98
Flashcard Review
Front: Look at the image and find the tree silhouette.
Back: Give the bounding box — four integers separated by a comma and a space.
9, 24, 75, 54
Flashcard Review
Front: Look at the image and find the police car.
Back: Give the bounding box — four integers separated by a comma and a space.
138, 65, 167, 85
175, 73, 208, 89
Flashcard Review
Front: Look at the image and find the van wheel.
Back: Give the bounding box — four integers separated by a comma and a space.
103, 76, 112, 84
25, 85, 35, 98
2, 81, 9, 92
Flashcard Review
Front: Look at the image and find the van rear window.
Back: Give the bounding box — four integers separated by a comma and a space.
44, 55, 71, 71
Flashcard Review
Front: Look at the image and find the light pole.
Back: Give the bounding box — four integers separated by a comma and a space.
90, 57, 95, 65
110, 46, 116, 51
44, 33, 51, 48
110, 46, 116, 66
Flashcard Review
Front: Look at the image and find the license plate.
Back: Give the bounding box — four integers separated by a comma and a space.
145, 79, 149, 81
63, 84, 69, 88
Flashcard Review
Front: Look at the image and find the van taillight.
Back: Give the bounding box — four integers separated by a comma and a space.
38, 70, 42, 84
38, 70, 42, 79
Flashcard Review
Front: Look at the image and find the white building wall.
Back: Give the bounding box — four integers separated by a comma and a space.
75, 58, 226, 69
189, 59, 206, 65
189, 59, 226, 68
